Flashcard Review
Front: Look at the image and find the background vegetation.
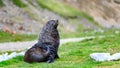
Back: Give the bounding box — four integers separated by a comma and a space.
12, 0, 26, 7
0, 31, 37, 43
36, 0, 99, 26
0, 0, 4, 7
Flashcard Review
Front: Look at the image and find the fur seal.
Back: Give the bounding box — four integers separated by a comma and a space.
38, 20, 60, 58
24, 20, 60, 63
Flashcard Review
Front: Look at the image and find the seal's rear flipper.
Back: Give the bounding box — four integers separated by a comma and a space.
46, 55, 54, 63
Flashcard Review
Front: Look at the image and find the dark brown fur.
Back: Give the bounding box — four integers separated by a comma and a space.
24, 20, 60, 63
24, 44, 50, 63
38, 20, 60, 58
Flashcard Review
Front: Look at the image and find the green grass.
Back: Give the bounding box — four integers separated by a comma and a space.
60, 29, 118, 38
12, 0, 26, 7
0, 31, 37, 43
0, 0, 4, 7
0, 34, 120, 68
0, 29, 119, 42
0, 56, 23, 67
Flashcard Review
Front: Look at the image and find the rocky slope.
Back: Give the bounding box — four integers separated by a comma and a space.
0, 0, 120, 34
0, 0, 76, 34
60, 0, 120, 28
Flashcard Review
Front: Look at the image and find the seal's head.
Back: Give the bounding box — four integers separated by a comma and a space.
45, 20, 59, 30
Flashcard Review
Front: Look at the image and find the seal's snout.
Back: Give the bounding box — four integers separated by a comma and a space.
56, 19, 58, 24
46, 20, 59, 29
54, 20, 58, 28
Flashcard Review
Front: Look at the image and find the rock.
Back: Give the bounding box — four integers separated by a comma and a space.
3, 26, 16, 34
90, 53, 110, 61
0, 51, 25, 62
109, 53, 120, 60
114, 0, 120, 4
18, 26, 24, 30
90, 53, 120, 61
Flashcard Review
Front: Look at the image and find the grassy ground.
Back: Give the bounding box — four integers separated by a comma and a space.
0, 34, 120, 68
0, 29, 119, 42
0, 31, 37, 43
0, 29, 117, 43
60, 29, 118, 38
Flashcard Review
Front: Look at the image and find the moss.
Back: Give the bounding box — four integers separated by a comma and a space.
0, 0, 4, 7
12, 0, 26, 8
